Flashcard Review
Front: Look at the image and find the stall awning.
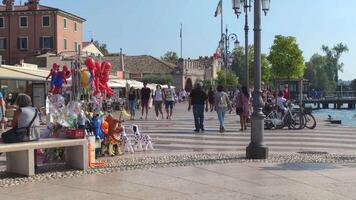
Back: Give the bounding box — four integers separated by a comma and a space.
0, 65, 49, 82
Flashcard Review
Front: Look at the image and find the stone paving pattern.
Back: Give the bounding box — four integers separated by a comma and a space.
1, 102, 356, 199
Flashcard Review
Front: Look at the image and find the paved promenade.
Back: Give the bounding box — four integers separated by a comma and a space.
1, 102, 356, 199
127, 102, 356, 154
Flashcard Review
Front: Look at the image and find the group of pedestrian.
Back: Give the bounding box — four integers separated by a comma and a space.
188, 83, 251, 133
127, 82, 177, 121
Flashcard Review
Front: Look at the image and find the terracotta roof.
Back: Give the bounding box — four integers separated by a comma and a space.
0, 4, 85, 22
104, 55, 177, 74
82, 42, 91, 48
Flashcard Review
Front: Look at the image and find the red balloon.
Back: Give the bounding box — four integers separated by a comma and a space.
95, 61, 101, 72
104, 61, 112, 71
85, 57, 95, 68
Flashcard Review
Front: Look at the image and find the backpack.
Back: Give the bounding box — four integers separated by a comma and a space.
218, 93, 227, 108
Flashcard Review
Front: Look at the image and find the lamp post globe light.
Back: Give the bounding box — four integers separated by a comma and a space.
221, 27, 239, 86
232, 0, 270, 159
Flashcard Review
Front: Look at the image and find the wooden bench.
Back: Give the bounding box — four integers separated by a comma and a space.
0, 138, 88, 176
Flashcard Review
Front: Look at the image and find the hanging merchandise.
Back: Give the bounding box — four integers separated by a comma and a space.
71, 61, 82, 100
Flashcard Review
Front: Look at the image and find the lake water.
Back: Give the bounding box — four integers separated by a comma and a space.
313, 109, 356, 127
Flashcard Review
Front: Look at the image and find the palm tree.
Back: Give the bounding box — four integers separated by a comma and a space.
321, 43, 349, 84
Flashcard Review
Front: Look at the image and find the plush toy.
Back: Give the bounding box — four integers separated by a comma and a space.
106, 115, 123, 156
120, 126, 134, 154
46, 63, 59, 93
131, 124, 153, 151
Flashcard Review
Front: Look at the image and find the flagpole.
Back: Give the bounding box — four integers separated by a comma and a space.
220, 0, 223, 40
180, 23, 183, 59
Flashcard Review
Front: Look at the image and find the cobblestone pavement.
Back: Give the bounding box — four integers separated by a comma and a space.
1, 102, 356, 199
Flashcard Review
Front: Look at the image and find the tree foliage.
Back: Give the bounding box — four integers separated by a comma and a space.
321, 43, 349, 84
141, 74, 173, 85
215, 70, 239, 90
304, 54, 334, 93
351, 79, 356, 94
161, 51, 179, 64
93, 41, 109, 56
267, 35, 305, 80
231, 45, 271, 85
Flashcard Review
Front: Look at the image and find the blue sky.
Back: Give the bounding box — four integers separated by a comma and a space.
39, 0, 356, 80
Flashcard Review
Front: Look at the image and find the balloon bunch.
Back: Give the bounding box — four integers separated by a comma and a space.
84, 58, 113, 97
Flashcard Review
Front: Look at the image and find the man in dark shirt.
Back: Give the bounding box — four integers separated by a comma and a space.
188, 82, 208, 133
140, 82, 151, 120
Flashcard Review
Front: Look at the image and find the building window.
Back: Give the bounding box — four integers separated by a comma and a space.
40, 37, 53, 49
74, 41, 78, 52
19, 16, 28, 28
0, 17, 4, 28
63, 18, 67, 29
42, 16, 50, 27
64, 38, 67, 50
18, 37, 28, 50
0, 38, 6, 50
74, 22, 77, 32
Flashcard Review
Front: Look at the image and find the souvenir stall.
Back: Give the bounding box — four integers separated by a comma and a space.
44, 56, 135, 167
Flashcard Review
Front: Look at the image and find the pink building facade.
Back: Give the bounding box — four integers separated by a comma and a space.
0, 0, 85, 65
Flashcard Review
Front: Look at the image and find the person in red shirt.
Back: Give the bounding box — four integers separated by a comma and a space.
283, 84, 289, 100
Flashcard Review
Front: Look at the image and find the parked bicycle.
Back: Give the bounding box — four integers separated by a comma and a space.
298, 106, 317, 129
264, 101, 304, 130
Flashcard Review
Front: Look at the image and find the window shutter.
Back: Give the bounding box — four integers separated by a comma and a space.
40, 37, 43, 49
50, 37, 54, 48
17, 38, 20, 49
4, 38, 6, 49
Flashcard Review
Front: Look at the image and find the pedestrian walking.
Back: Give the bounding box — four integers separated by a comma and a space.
214, 85, 232, 133
153, 85, 164, 120
164, 82, 175, 120
188, 82, 208, 133
0, 91, 6, 131
236, 86, 250, 131
128, 87, 139, 120
208, 87, 215, 112
140, 82, 151, 120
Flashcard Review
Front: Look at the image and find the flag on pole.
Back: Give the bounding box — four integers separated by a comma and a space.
180, 23, 182, 38
214, 0, 222, 17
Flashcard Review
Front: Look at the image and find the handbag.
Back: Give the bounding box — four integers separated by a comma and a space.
2, 109, 39, 143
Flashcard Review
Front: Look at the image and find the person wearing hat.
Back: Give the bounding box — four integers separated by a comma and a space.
188, 82, 208, 133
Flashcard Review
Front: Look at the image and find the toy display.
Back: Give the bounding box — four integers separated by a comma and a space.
44, 56, 155, 165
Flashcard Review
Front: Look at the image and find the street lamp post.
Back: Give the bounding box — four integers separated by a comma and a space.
232, 0, 270, 159
232, 0, 251, 89
220, 27, 239, 86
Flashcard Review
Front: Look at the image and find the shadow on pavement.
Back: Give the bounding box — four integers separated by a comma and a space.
261, 162, 339, 171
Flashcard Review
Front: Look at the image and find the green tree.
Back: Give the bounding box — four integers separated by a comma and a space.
215, 70, 239, 90
304, 54, 334, 94
231, 45, 271, 85
93, 41, 109, 56
161, 51, 179, 64
321, 43, 349, 85
141, 74, 173, 85
267, 35, 305, 80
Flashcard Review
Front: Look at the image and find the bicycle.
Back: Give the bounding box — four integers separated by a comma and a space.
265, 101, 304, 130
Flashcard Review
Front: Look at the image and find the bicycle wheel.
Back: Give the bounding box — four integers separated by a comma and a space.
304, 113, 316, 129
288, 112, 304, 130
